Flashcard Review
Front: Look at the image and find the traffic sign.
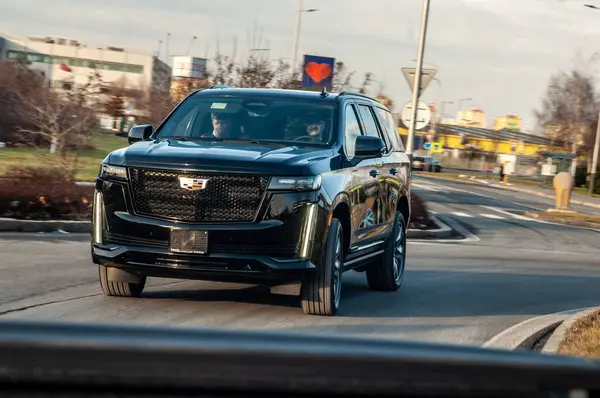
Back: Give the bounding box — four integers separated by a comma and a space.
401, 100, 431, 130
430, 142, 443, 153
401, 68, 437, 96
423, 142, 431, 150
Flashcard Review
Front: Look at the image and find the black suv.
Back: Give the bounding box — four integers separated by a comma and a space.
92, 87, 411, 316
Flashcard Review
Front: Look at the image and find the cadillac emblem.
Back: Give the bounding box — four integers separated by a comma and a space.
179, 177, 209, 191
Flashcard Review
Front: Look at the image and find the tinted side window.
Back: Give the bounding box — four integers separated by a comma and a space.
375, 107, 405, 152
357, 105, 381, 138
344, 104, 363, 160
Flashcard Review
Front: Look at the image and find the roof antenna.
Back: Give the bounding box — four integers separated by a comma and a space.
320, 86, 329, 98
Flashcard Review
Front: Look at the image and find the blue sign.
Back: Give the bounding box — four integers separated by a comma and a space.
423, 142, 431, 150
302, 55, 335, 90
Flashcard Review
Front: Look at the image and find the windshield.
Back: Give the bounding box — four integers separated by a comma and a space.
157, 95, 336, 146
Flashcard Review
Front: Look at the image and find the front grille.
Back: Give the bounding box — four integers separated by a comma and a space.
129, 168, 269, 222
106, 232, 168, 249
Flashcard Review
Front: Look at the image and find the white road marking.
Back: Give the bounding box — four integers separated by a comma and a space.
451, 212, 473, 218
480, 214, 504, 220
479, 205, 532, 221
416, 178, 546, 212
412, 182, 445, 192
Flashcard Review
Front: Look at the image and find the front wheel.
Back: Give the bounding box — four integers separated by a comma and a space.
366, 212, 406, 291
99, 265, 146, 297
301, 218, 343, 316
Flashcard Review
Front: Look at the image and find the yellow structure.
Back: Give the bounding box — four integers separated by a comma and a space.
457, 108, 486, 128
493, 115, 522, 132
398, 127, 564, 156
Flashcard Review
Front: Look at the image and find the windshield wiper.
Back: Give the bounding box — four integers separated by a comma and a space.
249, 139, 288, 145
161, 136, 223, 141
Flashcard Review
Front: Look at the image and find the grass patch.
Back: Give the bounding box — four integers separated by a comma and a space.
558, 309, 600, 358
0, 133, 128, 181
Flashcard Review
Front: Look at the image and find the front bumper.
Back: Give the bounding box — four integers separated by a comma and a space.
92, 177, 330, 284
92, 243, 316, 284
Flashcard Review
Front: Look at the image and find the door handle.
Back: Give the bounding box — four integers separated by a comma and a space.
389, 168, 398, 175
369, 170, 380, 178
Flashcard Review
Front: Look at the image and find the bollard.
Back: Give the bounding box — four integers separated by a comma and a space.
552, 172, 574, 212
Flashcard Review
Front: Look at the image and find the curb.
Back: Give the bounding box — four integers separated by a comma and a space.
542, 307, 600, 354
524, 212, 600, 230
407, 215, 453, 239
0, 217, 91, 233
482, 307, 593, 351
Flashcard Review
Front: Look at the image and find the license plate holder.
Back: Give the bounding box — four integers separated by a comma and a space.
170, 230, 208, 254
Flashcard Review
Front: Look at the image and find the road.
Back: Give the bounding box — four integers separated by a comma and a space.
1, 176, 600, 348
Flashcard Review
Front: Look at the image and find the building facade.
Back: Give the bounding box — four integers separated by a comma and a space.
0, 31, 171, 128
493, 115, 522, 132
457, 108, 486, 128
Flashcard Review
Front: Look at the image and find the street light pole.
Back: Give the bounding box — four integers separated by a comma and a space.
590, 111, 600, 194
406, 0, 431, 158
291, 1, 318, 74
457, 97, 472, 120
291, 0, 303, 72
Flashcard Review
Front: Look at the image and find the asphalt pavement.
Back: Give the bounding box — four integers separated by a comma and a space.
1, 175, 599, 348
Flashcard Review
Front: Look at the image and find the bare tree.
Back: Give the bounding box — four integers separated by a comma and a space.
135, 89, 176, 128
0, 60, 44, 144
359, 72, 373, 94
104, 89, 126, 120
237, 55, 275, 88
272, 60, 302, 90
212, 54, 237, 86
534, 69, 598, 156
331, 61, 355, 92
375, 94, 394, 111
4, 67, 99, 153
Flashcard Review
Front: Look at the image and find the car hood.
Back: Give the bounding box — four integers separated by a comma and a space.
106, 139, 335, 175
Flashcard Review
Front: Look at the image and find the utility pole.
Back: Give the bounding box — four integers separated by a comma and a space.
291, 0, 318, 74
590, 110, 600, 194
406, 0, 431, 158
291, 0, 303, 73
166, 32, 171, 67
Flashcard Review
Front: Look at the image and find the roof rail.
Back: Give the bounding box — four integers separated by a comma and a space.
209, 84, 232, 89
338, 91, 379, 102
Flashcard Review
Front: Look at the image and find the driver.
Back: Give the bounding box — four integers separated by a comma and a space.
303, 114, 327, 142
210, 112, 234, 138
202, 112, 250, 140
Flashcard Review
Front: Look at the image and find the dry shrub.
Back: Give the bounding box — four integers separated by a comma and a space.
409, 193, 434, 229
0, 166, 93, 220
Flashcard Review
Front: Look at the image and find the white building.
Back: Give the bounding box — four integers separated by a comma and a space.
0, 31, 171, 128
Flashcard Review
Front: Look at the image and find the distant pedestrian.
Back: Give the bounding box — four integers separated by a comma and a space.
498, 163, 504, 181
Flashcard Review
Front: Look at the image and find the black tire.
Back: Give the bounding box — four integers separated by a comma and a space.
99, 265, 146, 297
366, 212, 406, 291
301, 218, 343, 316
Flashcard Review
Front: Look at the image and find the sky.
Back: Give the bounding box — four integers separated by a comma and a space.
2, 0, 600, 131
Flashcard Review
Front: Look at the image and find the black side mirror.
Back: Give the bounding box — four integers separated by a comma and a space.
128, 125, 153, 145
355, 135, 385, 158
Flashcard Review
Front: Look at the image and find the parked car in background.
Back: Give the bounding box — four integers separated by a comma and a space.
412, 156, 442, 172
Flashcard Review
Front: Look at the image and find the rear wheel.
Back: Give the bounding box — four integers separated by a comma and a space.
301, 218, 343, 316
99, 265, 146, 297
366, 212, 406, 291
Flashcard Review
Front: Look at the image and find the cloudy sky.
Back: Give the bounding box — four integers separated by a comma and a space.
2, 0, 600, 130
